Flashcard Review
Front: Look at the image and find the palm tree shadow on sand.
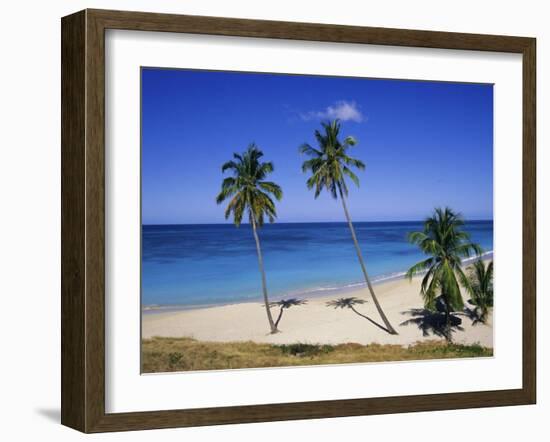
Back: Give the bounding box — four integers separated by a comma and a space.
327, 297, 392, 334
460, 306, 487, 326
400, 308, 464, 341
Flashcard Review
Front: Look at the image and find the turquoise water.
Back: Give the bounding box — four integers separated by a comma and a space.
142, 221, 493, 308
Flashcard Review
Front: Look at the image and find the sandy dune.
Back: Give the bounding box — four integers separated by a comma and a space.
142, 274, 493, 348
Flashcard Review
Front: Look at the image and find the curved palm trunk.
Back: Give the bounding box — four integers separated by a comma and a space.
251, 217, 278, 333
339, 191, 398, 335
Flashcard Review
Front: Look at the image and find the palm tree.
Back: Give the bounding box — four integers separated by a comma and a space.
406, 207, 482, 341
216, 144, 283, 334
327, 297, 389, 332
300, 120, 398, 335
269, 298, 307, 328
461, 260, 493, 324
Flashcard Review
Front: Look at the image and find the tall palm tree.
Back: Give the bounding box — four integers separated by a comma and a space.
300, 120, 398, 335
461, 260, 494, 324
269, 298, 307, 328
216, 144, 283, 334
406, 207, 482, 341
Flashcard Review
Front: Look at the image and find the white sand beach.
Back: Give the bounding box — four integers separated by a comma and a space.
142, 274, 493, 348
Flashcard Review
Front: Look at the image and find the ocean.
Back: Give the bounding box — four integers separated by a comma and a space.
142, 221, 493, 309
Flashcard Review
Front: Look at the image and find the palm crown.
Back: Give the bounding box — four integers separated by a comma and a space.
406, 207, 483, 312
216, 144, 283, 226
300, 120, 365, 199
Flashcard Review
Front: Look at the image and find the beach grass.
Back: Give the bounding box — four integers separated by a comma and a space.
141, 337, 492, 373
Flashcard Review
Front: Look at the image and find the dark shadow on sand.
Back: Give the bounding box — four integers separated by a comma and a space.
400, 308, 464, 340
349, 307, 392, 334
460, 306, 486, 326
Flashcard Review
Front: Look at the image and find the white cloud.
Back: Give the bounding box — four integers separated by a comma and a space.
299, 100, 365, 123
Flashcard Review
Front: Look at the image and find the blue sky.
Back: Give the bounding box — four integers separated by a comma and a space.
141, 68, 493, 224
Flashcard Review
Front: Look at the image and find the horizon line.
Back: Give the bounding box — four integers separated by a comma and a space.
142, 218, 494, 227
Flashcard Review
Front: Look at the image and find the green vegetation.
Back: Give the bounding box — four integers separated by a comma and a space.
406, 207, 483, 341
299, 119, 397, 335
461, 260, 494, 324
269, 298, 307, 328
168, 352, 183, 368
216, 144, 283, 334
277, 342, 334, 357
142, 337, 493, 373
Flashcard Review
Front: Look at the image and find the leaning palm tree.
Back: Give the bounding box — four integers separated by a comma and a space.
216, 144, 283, 334
406, 207, 482, 341
300, 120, 398, 335
269, 298, 307, 328
461, 260, 494, 324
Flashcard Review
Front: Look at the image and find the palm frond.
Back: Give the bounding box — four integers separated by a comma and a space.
463, 260, 493, 322
299, 143, 323, 157
453, 242, 484, 258
342, 135, 357, 147
422, 268, 440, 311
405, 257, 435, 280
221, 160, 239, 173
258, 181, 283, 200
342, 166, 360, 187
343, 155, 365, 170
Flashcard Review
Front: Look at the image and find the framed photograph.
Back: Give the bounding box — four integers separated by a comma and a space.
61, 9, 536, 433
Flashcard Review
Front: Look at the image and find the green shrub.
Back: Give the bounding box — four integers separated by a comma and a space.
276, 343, 334, 357
168, 352, 183, 366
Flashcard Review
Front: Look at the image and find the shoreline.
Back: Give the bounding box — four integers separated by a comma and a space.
142, 257, 494, 348
143, 250, 493, 315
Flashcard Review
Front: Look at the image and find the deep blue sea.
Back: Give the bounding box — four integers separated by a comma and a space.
142, 221, 493, 309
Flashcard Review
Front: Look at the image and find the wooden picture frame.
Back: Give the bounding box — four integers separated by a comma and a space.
61, 8, 536, 433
